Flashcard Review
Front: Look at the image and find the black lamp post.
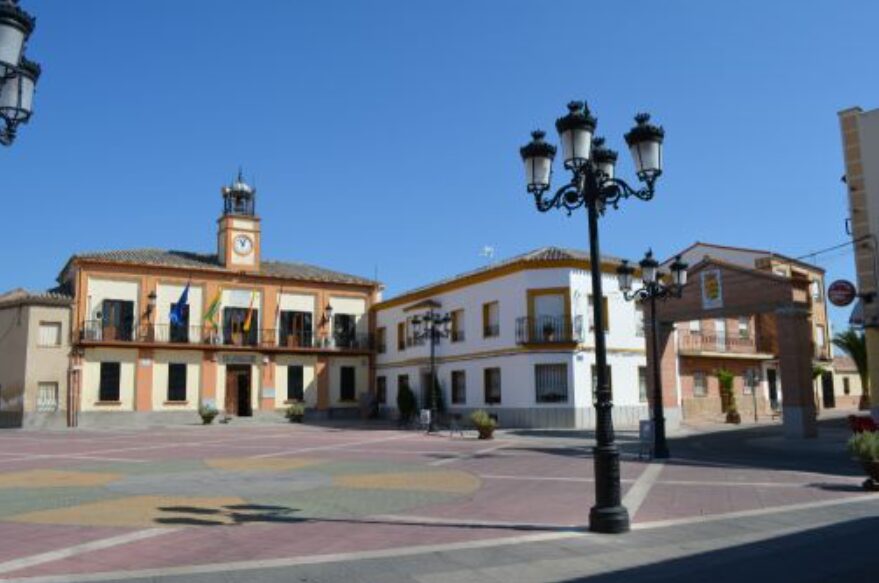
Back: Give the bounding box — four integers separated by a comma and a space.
617, 251, 688, 459
411, 309, 451, 433
519, 101, 665, 535
0, 0, 40, 146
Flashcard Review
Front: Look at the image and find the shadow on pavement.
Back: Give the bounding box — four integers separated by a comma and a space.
557, 517, 879, 582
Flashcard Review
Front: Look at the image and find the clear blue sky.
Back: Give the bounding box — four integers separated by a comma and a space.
4, 0, 877, 333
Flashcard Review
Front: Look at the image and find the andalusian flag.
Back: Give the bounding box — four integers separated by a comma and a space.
203, 289, 221, 330
243, 291, 257, 332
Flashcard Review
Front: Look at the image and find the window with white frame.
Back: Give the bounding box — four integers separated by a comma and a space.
738, 317, 750, 339
451, 370, 466, 404
37, 382, 59, 412
816, 324, 826, 348
638, 366, 648, 402
693, 371, 707, 397
535, 364, 568, 403
38, 322, 62, 347
688, 320, 701, 333
810, 280, 822, 301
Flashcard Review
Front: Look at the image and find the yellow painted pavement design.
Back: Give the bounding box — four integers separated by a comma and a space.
0, 469, 120, 489
204, 457, 323, 472
334, 471, 481, 494
10, 495, 246, 528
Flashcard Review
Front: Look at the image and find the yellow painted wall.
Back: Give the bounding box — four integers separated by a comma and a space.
81, 348, 137, 411
273, 355, 318, 409
151, 350, 202, 411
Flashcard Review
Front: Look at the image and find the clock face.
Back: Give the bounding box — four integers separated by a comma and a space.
232, 234, 254, 256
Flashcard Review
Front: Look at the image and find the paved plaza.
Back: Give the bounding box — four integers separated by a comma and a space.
0, 417, 876, 582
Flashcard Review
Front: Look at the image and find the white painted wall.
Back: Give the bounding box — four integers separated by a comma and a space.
80, 347, 137, 411
86, 278, 139, 322
155, 283, 204, 342
273, 355, 318, 408
328, 356, 369, 407
151, 350, 202, 411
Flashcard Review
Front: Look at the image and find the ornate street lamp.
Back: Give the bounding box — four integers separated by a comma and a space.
519, 101, 665, 534
617, 251, 688, 459
0, 0, 39, 146
410, 309, 451, 433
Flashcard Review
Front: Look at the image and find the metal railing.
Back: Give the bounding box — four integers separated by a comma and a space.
515, 315, 583, 345
77, 321, 371, 351
678, 332, 757, 354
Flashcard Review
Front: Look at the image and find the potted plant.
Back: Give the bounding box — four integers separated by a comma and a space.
716, 369, 741, 424
542, 322, 556, 342
847, 431, 879, 491
285, 402, 305, 423
198, 403, 218, 425
471, 410, 497, 440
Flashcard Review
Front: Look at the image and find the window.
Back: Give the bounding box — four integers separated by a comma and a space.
816, 324, 826, 348
397, 322, 406, 351
588, 296, 610, 333
287, 365, 304, 401
451, 370, 466, 404
483, 302, 500, 337
279, 311, 313, 348
101, 300, 134, 341
375, 327, 387, 353
743, 368, 756, 396
843, 377, 851, 395
36, 382, 58, 412
738, 317, 750, 339
810, 280, 822, 301
376, 376, 387, 404
398, 374, 410, 397
693, 371, 707, 397
451, 310, 465, 342
484, 368, 501, 404
169, 304, 190, 343
38, 322, 62, 347
340, 366, 356, 401
689, 320, 701, 333
333, 314, 358, 348
634, 304, 645, 337
167, 364, 187, 402
591, 364, 613, 400
535, 364, 568, 403
638, 366, 648, 402
222, 307, 259, 346
99, 362, 121, 402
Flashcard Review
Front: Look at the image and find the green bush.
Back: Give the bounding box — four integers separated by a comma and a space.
198, 403, 218, 425
397, 383, 417, 422
848, 431, 879, 462
285, 402, 305, 421
470, 410, 497, 430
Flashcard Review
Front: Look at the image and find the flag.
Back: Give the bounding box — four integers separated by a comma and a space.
170, 282, 190, 326
243, 291, 257, 332
203, 288, 221, 330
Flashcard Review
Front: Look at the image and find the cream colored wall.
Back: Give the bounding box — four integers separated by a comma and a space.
23, 305, 71, 413
151, 350, 202, 411
80, 347, 137, 411
155, 283, 204, 332
329, 296, 367, 332
834, 370, 863, 398
0, 305, 28, 415
273, 355, 318, 409
215, 361, 260, 414
328, 356, 369, 407
86, 278, 140, 321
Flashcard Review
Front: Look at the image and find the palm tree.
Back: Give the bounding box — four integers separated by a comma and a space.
832, 328, 870, 409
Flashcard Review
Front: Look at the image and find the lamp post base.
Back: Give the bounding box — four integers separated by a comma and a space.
654, 443, 670, 459
589, 505, 630, 534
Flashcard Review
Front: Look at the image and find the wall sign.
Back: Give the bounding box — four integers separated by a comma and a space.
218, 354, 258, 365
828, 279, 857, 307
700, 269, 723, 310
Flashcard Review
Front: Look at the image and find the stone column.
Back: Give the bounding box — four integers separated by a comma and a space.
316, 356, 330, 411
776, 307, 818, 438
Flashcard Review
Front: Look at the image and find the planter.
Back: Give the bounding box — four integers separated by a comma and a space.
288, 415, 304, 423
477, 426, 494, 440
726, 410, 741, 424
201, 414, 217, 425
861, 460, 879, 491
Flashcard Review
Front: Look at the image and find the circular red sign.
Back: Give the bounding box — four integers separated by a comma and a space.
828, 280, 857, 307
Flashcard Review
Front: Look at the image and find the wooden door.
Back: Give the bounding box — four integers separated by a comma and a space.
225, 371, 238, 415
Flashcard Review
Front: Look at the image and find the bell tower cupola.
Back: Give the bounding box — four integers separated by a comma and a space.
217, 170, 261, 271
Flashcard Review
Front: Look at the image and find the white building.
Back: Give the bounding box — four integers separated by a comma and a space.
373, 247, 650, 429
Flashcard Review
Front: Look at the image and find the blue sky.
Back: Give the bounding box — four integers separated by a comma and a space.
4, 0, 877, 333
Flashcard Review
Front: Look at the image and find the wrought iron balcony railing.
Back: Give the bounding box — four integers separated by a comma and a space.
678, 332, 757, 355
515, 315, 583, 345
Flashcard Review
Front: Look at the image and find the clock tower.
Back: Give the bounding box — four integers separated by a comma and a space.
218, 171, 261, 271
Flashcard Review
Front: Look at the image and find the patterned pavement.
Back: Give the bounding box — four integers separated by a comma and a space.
0, 419, 870, 582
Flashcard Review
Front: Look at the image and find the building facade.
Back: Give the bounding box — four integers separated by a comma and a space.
839, 106, 879, 418
373, 248, 650, 429
48, 176, 381, 427
0, 290, 72, 428
665, 242, 834, 422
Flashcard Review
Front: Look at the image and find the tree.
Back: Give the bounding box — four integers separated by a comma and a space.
715, 368, 740, 424
397, 383, 417, 423
832, 328, 870, 409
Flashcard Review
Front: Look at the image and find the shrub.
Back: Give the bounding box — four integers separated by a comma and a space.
198, 403, 218, 425
848, 431, 879, 462
397, 383, 417, 422
470, 410, 497, 439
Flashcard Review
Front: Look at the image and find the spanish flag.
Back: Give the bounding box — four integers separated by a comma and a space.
243, 291, 257, 333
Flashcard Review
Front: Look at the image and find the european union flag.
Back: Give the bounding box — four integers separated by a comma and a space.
170, 283, 190, 326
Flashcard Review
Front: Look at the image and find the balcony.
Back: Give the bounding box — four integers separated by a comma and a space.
678, 332, 758, 356
515, 316, 583, 345
76, 321, 371, 352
